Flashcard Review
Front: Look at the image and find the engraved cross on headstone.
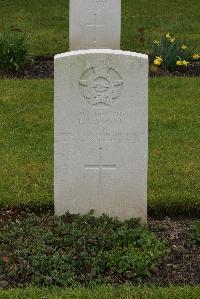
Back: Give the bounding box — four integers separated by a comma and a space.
85, 147, 116, 197
86, 12, 104, 48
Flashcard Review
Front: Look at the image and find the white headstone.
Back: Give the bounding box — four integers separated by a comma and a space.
54, 49, 148, 221
69, 0, 121, 50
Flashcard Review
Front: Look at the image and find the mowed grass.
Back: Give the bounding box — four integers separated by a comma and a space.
149, 78, 200, 215
0, 286, 200, 299
0, 0, 199, 56
0, 78, 199, 215
0, 80, 53, 207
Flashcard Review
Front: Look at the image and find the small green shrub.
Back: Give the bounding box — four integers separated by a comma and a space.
0, 212, 169, 287
151, 33, 199, 71
190, 221, 200, 245
0, 29, 30, 71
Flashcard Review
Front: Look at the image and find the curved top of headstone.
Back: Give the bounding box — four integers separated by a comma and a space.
54, 49, 148, 61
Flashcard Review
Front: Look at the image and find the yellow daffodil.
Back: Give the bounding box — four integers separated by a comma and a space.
176, 61, 182, 66
153, 40, 160, 45
181, 45, 187, 50
176, 60, 189, 66
182, 60, 189, 66
155, 56, 163, 61
170, 38, 175, 43
154, 56, 163, 66
193, 53, 200, 59
166, 33, 171, 38
154, 59, 161, 66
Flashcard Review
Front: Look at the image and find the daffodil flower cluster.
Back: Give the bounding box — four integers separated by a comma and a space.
151, 32, 200, 71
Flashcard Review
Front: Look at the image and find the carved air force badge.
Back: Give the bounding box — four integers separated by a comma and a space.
79, 63, 123, 107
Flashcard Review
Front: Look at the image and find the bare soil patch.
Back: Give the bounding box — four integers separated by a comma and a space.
148, 217, 200, 285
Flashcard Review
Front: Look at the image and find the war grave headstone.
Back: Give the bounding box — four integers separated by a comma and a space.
54, 0, 148, 221
69, 0, 121, 50
54, 49, 148, 220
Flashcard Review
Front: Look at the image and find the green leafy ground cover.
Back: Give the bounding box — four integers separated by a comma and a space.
0, 0, 199, 56
0, 213, 168, 287
190, 221, 200, 245
0, 286, 200, 299
0, 78, 199, 215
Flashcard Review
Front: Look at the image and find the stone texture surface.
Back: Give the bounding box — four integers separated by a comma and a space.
69, 0, 121, 50
54, 49, 148, 221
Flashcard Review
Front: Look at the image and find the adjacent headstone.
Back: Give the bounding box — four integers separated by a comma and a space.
54, 49, 148, 221
69, 0, 121, 50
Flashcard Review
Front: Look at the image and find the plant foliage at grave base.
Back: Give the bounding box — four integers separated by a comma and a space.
0, 212, 169, 287
0, 29, 30, 71
190, 221, 200, 245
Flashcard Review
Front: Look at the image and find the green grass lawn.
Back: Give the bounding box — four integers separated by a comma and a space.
1, 286, 200, 299
0, 80, 53, 207
149, 78, 200, 215
0, 0, 199, 56
0, 78, 199, 215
